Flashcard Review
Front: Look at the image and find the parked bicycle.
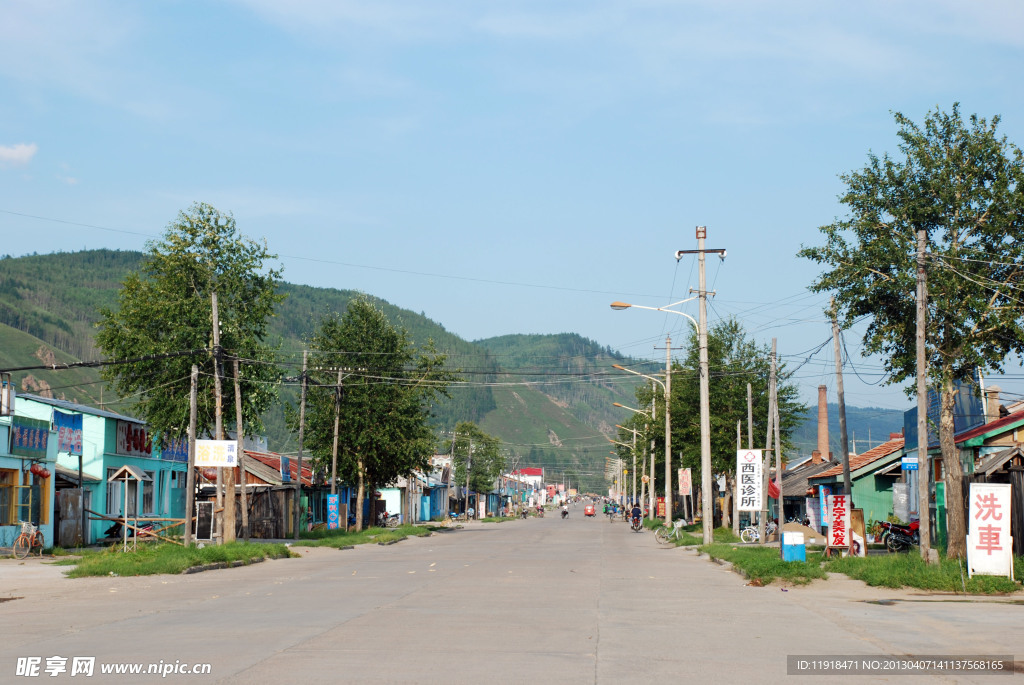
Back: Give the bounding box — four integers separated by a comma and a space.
740, 519, 777, 543
654, 519, 688, 544
13, 521, 44, 559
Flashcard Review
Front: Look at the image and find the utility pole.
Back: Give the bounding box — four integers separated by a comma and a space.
916, 227, 932, 561
294, 349, 307, 540
331, 369, 342, 496
233, 359, 250, 542
771, 339, 782, 544
734, 419, 741, 535
831, 299, 853, 504
759, 340, 777, 546
211, 290, 234, 543
696, 227, 715, 545
184, 364, 198, 547
631, 427, 637, 507
664, 335, 672, 525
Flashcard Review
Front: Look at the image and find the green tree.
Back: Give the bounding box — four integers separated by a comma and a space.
799, 105, 1024, 559
298, 296, 455, 530
95, 202, 284, 442
451, 421, 504, 518
668, 318, 803, 524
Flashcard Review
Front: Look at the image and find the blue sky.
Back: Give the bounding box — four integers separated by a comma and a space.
3, 1, 1024, 415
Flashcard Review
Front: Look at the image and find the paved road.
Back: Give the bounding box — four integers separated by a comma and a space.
1, 512, 1019, 684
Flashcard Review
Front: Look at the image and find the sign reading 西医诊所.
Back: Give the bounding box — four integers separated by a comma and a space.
737, 450, 762, 512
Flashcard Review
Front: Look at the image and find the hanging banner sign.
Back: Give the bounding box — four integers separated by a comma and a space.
967, 483, 1014, 579
11, 416, 49, 458
828, 494, 851, 549
53, 410, 83, 455
818, 485, 832, 525
194, 439, 238, 468
678, 468, 692, 496
737, 450, 762, 512
281, 457, 292, 483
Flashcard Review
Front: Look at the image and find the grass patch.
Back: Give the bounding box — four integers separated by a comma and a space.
824, 553, 1023, 594
699, 542, 828, 585
481, 516, 516, 523
64, 542, 291, 578
298, 524, 432, 549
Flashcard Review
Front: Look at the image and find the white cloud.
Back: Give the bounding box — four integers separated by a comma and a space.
0, 143, 38, 165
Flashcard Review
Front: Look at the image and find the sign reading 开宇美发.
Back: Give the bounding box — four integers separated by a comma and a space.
967, 483, 1014, 579
828, 494, 850, 550
11, 416, 49, 458
737, 450, 762, 512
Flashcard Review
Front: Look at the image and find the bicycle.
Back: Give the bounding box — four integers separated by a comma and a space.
13, 522, 45, 559
654, 519, 687, 544
740, 520, 777, 543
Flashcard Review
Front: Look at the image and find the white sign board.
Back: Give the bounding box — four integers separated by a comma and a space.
678, 468, 692, 495
195, 439, 238, 468
737, 450, 762, 512
827, 494, 850, 549
967, 483, 1014, 579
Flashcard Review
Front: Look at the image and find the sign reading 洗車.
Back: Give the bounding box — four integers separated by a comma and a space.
736, 450, 762, 512
967, 483, 1014, 580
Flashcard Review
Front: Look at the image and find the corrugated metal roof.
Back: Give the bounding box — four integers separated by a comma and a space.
781, 460, 837, 498
21, 393, 146, 424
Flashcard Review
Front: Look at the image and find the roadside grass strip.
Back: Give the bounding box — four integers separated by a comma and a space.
699, 543, 828, 585
823, 552, 1023, 595
62, 542, 291, 578
299, 524, 432, 548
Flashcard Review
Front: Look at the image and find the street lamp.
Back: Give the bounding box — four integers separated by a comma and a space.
612, 294, 713, 544
612, 361, 673, 526
613, 401, 656, 520
617, 424, 642, 508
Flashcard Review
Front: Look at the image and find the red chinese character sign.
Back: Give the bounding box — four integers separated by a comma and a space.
967, 483, 1014, 580
827, 494, 850, 551
737, 450, 762, 512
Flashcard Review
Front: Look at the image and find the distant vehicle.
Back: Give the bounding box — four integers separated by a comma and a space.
584, 505, 596, 517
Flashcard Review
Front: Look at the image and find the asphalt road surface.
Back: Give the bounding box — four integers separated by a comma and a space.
1, 511, 1019, 684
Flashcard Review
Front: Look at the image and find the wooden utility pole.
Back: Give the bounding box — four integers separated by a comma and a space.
759, 340, 777, 545
211, 291, 234, 543
831, 299, 853, 504
331, 369, 342, 496
294, 349, 307, 540
695, 227, 715, 545
915, 227, 932, 561
772, 339, 782, 545
664, 335, 672, 526
733, 419, 741, 534
184, 364, 198, 546
233, 359, 250, 542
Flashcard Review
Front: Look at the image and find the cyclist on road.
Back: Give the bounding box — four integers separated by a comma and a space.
630, 503, 642, 525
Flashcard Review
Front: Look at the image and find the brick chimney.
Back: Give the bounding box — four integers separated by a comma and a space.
985, 385, 1001, 424
814, 385, 829, 464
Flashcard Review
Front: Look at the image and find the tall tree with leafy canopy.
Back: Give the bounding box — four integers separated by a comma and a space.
298, 296, 455, 530
451, 421, 504, 517
95, 202, 284, 442
667, 318, 803, 524
799, 105, 1024, 559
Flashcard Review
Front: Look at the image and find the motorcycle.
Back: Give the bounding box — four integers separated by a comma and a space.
561, 509, 569, 519
630, 516, 642, 532
878, 520, 919, 552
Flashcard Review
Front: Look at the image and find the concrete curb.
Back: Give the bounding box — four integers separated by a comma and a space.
182, 557, 267, 575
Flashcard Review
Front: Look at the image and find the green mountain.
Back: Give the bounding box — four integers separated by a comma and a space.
789, 403, 905, 458
0, 250, 626, 491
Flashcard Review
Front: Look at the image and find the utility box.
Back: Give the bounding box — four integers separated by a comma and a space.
782, 531, 806, 562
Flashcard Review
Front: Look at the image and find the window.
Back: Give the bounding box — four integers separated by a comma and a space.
142, 471, 155, 515
0, 469, 16, 525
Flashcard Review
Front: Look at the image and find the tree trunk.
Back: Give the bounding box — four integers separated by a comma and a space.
940, 375, 967, 559
355, 456, 365, 532
722, 471, 734, 529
